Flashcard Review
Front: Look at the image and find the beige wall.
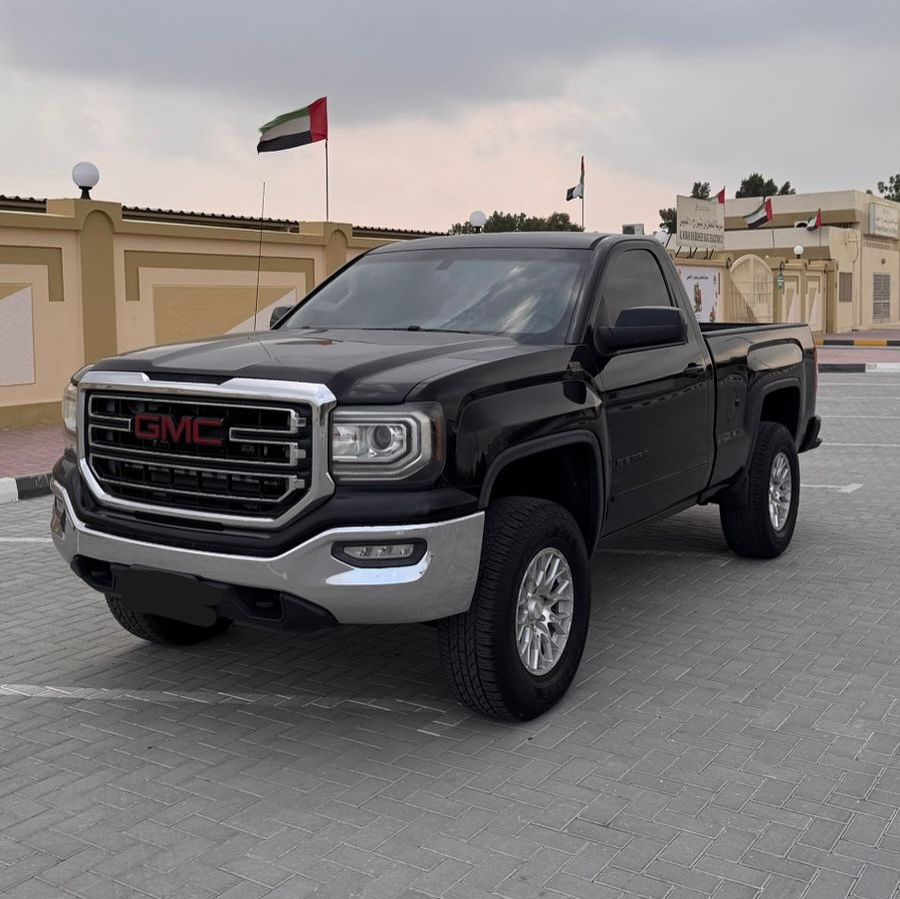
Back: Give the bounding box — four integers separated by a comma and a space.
0, 200, 393, 428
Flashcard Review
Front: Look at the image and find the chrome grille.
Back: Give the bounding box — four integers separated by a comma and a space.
84, 391, 313, 519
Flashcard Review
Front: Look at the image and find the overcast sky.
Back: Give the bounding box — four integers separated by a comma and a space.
2, 1, 899, 233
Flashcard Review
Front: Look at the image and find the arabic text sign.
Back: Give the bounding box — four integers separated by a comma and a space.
676, 196, 724, 250
868, 203, 900, 239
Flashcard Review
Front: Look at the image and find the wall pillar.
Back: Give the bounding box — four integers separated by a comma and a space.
324, 225, 350, 277
78, 206, 118, 362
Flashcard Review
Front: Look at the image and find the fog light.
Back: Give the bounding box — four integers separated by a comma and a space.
333, 540, 426, 567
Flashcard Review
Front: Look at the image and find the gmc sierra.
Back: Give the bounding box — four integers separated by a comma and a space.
51, 233, 820, 720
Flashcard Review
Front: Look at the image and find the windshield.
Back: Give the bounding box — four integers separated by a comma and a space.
281, 247, 588, 343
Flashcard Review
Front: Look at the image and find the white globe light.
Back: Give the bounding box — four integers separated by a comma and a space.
793, 244, 804, 257
72, 161, 100, 195
468, 210, 487, 229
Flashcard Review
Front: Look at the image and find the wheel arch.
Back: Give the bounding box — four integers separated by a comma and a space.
711, 377, 802, 507
758, 382, 802, 441
479, 432, 604, 553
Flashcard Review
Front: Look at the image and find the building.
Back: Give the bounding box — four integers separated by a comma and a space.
722, 191, 900, 333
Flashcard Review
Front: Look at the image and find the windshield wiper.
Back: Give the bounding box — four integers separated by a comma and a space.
298, 326, 479, 334
404, 325, 474, 334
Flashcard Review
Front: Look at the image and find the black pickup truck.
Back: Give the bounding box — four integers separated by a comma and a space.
51, 233, 820, 719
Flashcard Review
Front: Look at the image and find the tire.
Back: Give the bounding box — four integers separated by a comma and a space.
105, 595, 233, 646
438, 496, 591, 720
720, 421, 800, 559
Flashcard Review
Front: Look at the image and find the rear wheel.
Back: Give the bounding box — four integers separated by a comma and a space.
105, 595, 233, 645
438, 496, 590, 720
720, 421, 800, 559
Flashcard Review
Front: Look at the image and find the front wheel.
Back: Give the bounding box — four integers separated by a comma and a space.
720, 421, 800, 559
438, 496, 591, 720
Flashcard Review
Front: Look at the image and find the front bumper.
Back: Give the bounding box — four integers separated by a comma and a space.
51, 481, 484, 625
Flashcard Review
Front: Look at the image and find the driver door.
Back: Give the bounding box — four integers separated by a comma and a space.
595, 246, 712, 532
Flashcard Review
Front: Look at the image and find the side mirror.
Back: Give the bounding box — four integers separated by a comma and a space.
595, 305, 686, 352
269, 305, 292, 329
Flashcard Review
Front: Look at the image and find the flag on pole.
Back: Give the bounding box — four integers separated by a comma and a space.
744, 198, 773, 229
566, 156, 584, 201
804, 208, 822, 231
257, 98, 328, 153
715, 187, 726, 204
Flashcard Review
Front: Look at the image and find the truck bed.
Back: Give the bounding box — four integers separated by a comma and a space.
699, 321, 817, 492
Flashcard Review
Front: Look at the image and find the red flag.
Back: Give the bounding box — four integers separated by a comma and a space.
715, 188, 726, 204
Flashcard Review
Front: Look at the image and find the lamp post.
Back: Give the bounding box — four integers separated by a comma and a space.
468, 210, 487, 234
72, 162, 100, 199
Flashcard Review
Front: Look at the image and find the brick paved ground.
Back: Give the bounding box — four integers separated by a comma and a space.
0, 424, 62, 478
0, 371, 899, 898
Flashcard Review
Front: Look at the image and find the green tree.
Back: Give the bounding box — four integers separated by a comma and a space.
877, 175, 900, 202
735, 173, 796, 198
449, 210, 583, 234
658, 181, 712, 233
691, 181, 711, 200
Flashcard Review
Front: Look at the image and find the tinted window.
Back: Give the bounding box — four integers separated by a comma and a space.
281, 248, 588, 343
599, 248, 673, 327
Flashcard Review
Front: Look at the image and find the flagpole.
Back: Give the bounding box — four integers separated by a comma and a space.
253, 180, 266, 332
324, 139, 330, 222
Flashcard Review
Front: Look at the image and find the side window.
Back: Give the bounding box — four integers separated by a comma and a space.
599, 249, 673, 327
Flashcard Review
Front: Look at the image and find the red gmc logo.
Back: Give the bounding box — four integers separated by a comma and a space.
133, 413, 224, 447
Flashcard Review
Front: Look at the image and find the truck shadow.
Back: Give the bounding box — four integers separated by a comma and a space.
51, 506, 745, 721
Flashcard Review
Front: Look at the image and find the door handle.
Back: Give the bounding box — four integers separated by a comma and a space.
683, 363, 706, 379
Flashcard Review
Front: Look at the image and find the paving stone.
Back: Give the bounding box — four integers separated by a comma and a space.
804, 869, 858, 899
1, 374, 900, 898
852, 862, 900, 899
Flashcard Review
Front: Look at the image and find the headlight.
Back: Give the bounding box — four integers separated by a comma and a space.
62, 381, 78, 452
62, 364, 92, 453
331, 405, 442, 482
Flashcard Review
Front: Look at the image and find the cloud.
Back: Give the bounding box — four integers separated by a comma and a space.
1, 0, 897, 126
1, 1, 899, 232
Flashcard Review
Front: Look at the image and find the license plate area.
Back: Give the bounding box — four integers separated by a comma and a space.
112, 566, 229, 627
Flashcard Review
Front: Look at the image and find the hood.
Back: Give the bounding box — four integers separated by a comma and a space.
95, 328, 564, 403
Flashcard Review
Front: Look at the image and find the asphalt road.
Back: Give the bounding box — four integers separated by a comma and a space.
0, 371, 899, 899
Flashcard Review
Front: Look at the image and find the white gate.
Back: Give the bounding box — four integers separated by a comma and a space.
730, 255, 773, 323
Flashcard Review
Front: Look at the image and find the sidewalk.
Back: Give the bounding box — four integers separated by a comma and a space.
819, 327, 900, 347
817, 344, 900, 372
0, 424, 61, 503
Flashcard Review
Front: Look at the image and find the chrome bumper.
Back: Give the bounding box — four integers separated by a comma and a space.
51, 482, 483, 625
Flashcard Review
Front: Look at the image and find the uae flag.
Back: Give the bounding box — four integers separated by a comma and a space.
805, 208, 822, 231
257, 98, 328, 153
744, 198, 773, 229
566, 156, 584, 201
715, 187, 726, 204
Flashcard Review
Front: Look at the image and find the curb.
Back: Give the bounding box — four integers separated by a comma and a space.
819, 362, 900, 374
817, 337, 900, 347
0, 472, 53, 505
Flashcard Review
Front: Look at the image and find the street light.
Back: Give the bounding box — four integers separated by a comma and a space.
468, 210, 487, 233
793, 244, 804, 260
72, 162, 100, 199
